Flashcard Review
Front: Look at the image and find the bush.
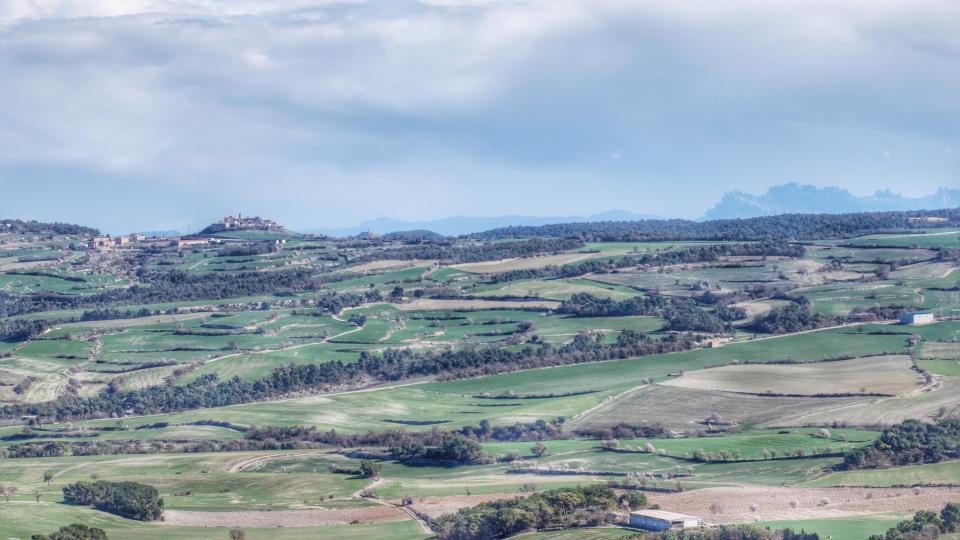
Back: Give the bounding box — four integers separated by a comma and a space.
31, 523, 108, 540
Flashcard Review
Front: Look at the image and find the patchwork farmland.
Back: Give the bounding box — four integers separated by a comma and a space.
1, 210, 960, 540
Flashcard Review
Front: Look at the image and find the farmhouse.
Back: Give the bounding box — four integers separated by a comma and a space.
900, 311, 935, 325
88, 236, 113, 249
629, 510, 701, 531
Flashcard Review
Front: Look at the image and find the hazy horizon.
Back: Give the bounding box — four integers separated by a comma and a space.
1, 1, 958, 233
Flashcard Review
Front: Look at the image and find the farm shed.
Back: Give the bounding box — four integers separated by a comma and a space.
900, 311, 935, 325
629, 510, 701, 531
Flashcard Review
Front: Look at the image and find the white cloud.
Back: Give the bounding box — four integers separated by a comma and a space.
0, 0, 958, 230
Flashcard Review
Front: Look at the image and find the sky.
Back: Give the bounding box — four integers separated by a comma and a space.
0, 0, 958, 233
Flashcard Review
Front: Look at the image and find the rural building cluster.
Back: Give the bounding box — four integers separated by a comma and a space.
86, 233, 146, 249
203, 214, 282, 233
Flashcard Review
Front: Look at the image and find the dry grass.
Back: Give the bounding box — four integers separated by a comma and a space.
568, 383, 868, 431
921, 342, 960, 360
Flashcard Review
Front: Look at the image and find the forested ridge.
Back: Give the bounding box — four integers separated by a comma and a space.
471, 208, 960, 241
0, 218, 98, 236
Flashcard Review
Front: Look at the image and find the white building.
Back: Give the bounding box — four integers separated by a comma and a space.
629, 510, 701, 531
900, 312, 935, 325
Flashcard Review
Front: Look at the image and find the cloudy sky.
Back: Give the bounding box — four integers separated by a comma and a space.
0, 0, 958, 233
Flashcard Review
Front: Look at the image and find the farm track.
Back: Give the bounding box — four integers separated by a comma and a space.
226, 452, 316, 473
203, 321, 362, 365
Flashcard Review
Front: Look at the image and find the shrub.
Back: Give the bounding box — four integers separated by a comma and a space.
31, 523, 108, 540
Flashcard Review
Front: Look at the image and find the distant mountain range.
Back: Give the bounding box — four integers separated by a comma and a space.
705, 184, 960, 220
305, 210, 659, 237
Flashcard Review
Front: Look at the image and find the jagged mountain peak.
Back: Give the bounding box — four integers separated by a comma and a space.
705, 184, 960, 219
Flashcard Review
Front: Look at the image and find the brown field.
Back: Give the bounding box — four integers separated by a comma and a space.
404, 485, 960, 526
646, 485, 960, 524
660, 356, 920, 397
161, 506, 409, 528
394, 298, 560, 311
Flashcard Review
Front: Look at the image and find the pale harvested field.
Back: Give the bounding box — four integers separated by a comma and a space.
922, 342, 960, 360
0, 259, 60, 271
646, 485, 960, 524
57, 312, 211, 329
394, 298, 560, 311
661, 356, 920, 397
409, 493, 525, 519
349, 259, 436, 273
768, 376, 960, 427
408, 485, 960, 525
731, 299, 793, 323
115, 364, 180, 391
568, 384, 868, 431
452, 252, 621, 273
891, 261, 958, 279
162, 507, 409, 527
